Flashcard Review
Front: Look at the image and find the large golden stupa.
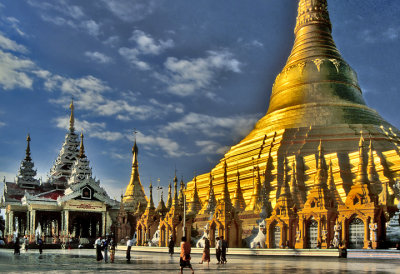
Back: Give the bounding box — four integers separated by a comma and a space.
179, 0, 400, 249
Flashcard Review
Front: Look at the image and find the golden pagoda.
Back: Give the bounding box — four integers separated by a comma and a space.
183, 0, 400, 249
122, 140, 148, 212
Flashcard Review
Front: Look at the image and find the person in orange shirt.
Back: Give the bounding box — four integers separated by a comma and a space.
179, 236, 194, 274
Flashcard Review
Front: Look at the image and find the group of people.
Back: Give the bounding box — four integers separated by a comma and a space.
176, 235, 228, 274
94, 236, 116, 263
13, 235, 43, 255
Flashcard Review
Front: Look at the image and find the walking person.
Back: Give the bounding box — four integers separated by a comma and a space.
13, 237, 20, 255
109, 238, 116, 263
24, 235, 29, 252
199, 237, 210, 266
126, 236, 133, 262
37, 237, 43, 254
179, 236, 194, 274
215, 237, 221, 264
102, 237, 109, 263
220, 236, 228, 264
168, 235, 175, 257
95, 236, 103, 262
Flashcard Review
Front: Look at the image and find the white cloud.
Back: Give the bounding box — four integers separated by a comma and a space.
156, 50, 241, 96
103, 36, 120, 47
29, 1, 100, 36
0, 49, 34, 90
119, 30, 174, 70
101, 0, 160, 22
130, 30, 173, 55
85, 51, 112, 64
133, 132, 186, 158
195, 140, 229, 155
4, 17, 26, 36
119, 47, 150, 70
81, 20, 100, 37
163, 112, 260, 138
54, 116, 124, 141
28, 0, 85, 20
0, 33, 28, 53
0, 121, 5, 127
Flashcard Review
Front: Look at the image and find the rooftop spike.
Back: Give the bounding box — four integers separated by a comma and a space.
166, 182, 172, 209
78, 132, 86, 158
69, 99, 75, 132
355, 132, 368, 186
148, 182, 155, 209
25, 134, 32, 161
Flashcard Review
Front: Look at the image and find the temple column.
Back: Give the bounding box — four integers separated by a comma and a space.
64, 210, 69, 241
4, 212, 8, 239
364, 217, 370, 249
9, 211, 14, 239
29, 210, 36, 242
26, 211, 30, 237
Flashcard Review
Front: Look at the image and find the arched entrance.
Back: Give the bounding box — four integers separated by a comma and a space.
306, 220, 318, 249
271, 225, 281, 248
348, 218, 364, 249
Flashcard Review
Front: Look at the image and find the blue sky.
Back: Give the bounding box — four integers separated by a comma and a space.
0, 0, 400, 209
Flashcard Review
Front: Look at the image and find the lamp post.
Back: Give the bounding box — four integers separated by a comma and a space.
183, 192, 186, 237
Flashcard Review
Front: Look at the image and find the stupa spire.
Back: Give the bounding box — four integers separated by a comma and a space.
25, 134, 31, 161
147, 182, 155, 209
204, 172, 217, 214
16, 134, 39, 187
172, 173, 178, 206
122, 139, 148, 209
251, 0, 391, 134
166, 182, 172, 209
328, 160, 343, 207
188, 176, 202, 215
315, 140, 327, 187
295, 0, 331, 33
69, 99, 75, 132
232, 169, 246, 212
355, 133, 368, 186
78, 132, 86, 158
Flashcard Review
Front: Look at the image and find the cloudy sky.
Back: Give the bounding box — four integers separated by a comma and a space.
0, 0, 400, 207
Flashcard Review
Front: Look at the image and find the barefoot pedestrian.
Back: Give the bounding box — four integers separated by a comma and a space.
95, 237, 103, 262
215, 237, 221, 264
220, 236, 228, 264
37, 238, 43, 254
126, 236, 133, 262
199, 237, 210, 266
179, 236, 194, 274
109, 238, 116, 263
13, 237, 20, 255
168, 235, 175, 257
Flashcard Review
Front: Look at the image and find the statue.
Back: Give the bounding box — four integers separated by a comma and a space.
250, 220, 266, 248
196, 224, 210, 248
369, 222, 378, 242
332, 220, 341, 248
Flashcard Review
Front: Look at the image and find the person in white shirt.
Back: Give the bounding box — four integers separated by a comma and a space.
126, 236, 134, 262
94, 237, 103, 261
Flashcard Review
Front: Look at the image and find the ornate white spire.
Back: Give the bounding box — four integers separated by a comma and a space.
49, 102, 80, 187
16, 134, 39, 188
67, 133, 93, 185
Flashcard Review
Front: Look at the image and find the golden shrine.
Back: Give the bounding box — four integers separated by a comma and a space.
118, 0, 400, 249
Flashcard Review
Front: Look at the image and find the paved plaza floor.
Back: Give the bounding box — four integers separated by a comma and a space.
0, 248, 400, 273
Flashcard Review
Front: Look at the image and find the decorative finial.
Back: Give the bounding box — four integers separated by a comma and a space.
359, 131, 364, 148
79, 132, 85, 158
25, 134, 32, 161
69, 99, 75, 132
